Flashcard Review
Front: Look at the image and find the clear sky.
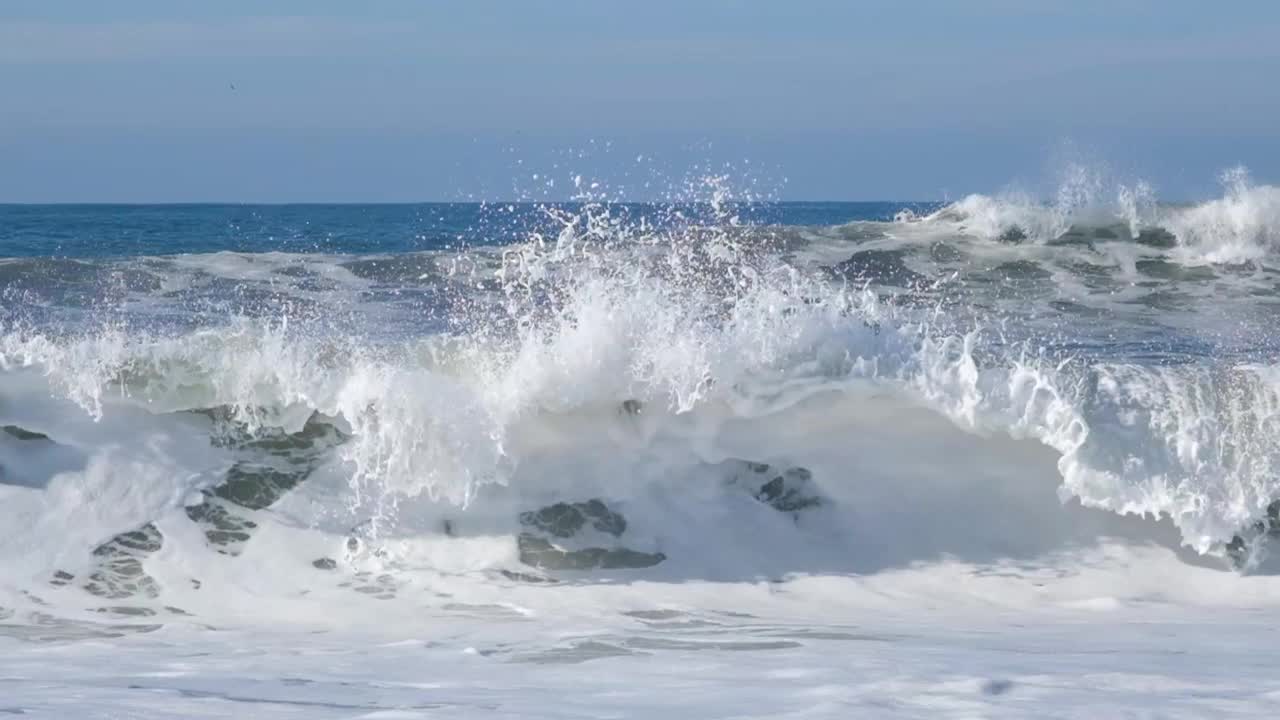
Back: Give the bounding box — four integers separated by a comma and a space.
1, 1, 1278, 202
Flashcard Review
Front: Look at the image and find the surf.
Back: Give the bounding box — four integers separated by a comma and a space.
4, 171, 1280, 629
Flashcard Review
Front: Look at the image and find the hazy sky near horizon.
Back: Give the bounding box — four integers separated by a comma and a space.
2, 1, 1278, 202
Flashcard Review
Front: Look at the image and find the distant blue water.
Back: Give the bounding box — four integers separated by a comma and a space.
0, 202, 934, 258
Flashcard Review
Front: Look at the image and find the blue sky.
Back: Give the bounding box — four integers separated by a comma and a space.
1, 1, 1278, 202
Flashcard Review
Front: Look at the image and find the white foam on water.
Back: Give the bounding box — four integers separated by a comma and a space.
917, 165, 1280, 265
4, 179, 1280, 717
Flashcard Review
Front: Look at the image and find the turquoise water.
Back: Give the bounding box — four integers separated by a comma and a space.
0, 202, 931, 258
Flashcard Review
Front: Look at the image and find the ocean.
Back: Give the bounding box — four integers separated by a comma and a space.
4, 175, 1280, 717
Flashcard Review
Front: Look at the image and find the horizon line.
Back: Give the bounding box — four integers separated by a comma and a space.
0, 199, 943, 207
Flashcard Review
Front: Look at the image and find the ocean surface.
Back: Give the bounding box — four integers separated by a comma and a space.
5, 173, 1280, 718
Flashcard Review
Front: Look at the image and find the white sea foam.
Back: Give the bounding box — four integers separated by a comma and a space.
1, 212, 1277, 584
1166, 167, 1280, 263
922, 165, 1280, 265
7, 189, 1280, 717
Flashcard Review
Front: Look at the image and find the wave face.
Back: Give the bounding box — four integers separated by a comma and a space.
4, 171, 1280, 622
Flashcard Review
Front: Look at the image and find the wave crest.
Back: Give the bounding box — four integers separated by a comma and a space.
4, 193, 1280, 596
922, 166, 1280, 264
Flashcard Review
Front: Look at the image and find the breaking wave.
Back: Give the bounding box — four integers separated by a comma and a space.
921, 165, 1280, 264
3, 170, 1280, 623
